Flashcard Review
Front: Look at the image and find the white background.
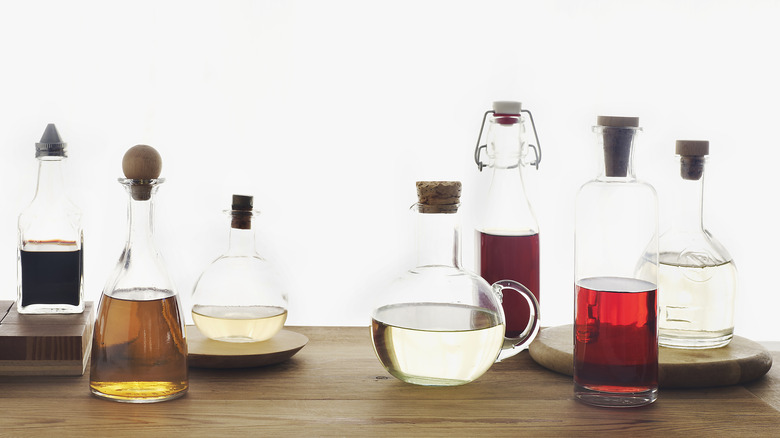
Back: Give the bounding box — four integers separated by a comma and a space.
0, 0, 775, 341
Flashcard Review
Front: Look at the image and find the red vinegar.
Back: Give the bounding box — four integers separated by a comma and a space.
574, 277, 658, 395
477, 231, 539, 338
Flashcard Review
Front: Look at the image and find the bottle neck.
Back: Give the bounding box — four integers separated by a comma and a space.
487, 116, 525, 170
226, 225, 257, 256
415, 208, 462, 268
125, 190, 158, 255
675, 165, 705, 233
34, 158, 67, 201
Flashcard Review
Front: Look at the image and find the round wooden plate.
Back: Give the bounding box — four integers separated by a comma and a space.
187, 325, 308, 369
528, 325, 773, 388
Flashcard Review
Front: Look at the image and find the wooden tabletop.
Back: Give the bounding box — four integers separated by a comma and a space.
1, 326, 779, 436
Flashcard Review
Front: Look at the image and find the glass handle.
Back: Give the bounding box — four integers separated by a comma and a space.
492, 279, 540, 350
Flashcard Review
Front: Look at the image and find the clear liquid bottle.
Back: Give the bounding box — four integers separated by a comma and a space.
17, 124, 84, 314
90, 145, 188, 403
370, 181, 539, 386
573, 116, 658, 407
473, 101, 541, 361
191, 194, 288, 343
640, 141, 736, 349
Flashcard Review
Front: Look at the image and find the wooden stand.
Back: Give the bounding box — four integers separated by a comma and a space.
529, 324, 773, 388
0, 301, 94, 376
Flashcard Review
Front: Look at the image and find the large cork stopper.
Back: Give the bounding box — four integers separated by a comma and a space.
122, 145, 162, 200
597, 116, 639, 178
231, 194, 254, 230
676, 140, 709, 181
416, 181, 461, 213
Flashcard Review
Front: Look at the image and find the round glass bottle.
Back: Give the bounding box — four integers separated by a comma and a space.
90, 145, 188, 403
574, 116, 658, 407
191, 194, 288, 343
17, 124, 84, 314
647, 141, 736, 349
370, 181, 539, 387
473, 101, 542, 361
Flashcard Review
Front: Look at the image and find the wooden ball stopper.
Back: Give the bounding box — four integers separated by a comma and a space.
122, 145, 162, 200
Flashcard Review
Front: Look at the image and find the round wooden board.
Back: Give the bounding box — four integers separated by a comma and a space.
528, 325, 773, 388
187, 325, 308, 369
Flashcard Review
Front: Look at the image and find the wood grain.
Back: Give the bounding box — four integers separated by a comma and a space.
0, 326, 777, 436
0, 301, 93, 375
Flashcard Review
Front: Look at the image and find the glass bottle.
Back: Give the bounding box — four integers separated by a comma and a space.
191, 194, 288, 343
370, 181, 539, 387
647, 141, 736, 349
573, 116, 658, 407
17, 124, 84, 314
90, 145, 188, 403
473, 101, 541, 361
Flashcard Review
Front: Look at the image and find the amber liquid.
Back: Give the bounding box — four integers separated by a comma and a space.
90, 291, 188, 403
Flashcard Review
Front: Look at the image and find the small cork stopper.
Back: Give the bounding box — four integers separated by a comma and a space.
597, 115, 639, 177
122, 145, 162, 200
231, 194, 253, 230
676, 140, 709, 181
416, 181, 461, 213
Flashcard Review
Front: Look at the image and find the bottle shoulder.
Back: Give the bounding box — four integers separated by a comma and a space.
658, 228, 733, 265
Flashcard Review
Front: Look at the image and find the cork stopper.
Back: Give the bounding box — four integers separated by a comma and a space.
231, 194, 254, 230
597, 116, 639, 177
122, 145, 162, 200
416, 181, 461, 213
676, 140, 709, 181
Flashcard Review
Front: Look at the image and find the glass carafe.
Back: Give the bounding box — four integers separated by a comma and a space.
370, 181, 539, 387
17, 124, 84, 314
191, 194, 288, 343
574, 116, 658, 407
473, 101, 541, 361
642, 141, 737, 349
90, 145, 188, 403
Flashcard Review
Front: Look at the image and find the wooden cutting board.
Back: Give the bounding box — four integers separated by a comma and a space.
528, 325, 773, 388
0, 300, 94, 376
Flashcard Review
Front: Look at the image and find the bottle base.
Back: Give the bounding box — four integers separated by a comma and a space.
90, 382, 188, 403
17, 303, 85, 314
574, 383, 657, 408
659, 329, 733, 349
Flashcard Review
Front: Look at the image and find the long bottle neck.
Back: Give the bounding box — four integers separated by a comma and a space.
483, 117, 537, 231
415, 209, 461, 268
676, 167, 705, 233
126, 192, 158, 256
34, 158, 67, 202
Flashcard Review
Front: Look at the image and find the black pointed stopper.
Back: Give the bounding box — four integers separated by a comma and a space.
35, 123, 67, 158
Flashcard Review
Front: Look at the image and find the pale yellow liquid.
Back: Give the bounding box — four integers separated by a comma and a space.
657, 258, 737, 348
192, 305, 287, 342
371, 303, 504, 386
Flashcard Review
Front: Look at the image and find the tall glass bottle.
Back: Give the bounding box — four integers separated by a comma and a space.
573, 116, 658, 407
191, 194, 288, 343
645, 141, 737, 349
90, 145, 188, 403
473, 101, 541, 361
370, 181, 539, 386
18, 124, 84, 314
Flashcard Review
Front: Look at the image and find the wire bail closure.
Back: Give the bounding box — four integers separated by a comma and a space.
474, 108, 542, 172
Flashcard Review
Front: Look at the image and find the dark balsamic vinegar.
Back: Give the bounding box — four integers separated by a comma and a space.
20, 244, 82, 307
